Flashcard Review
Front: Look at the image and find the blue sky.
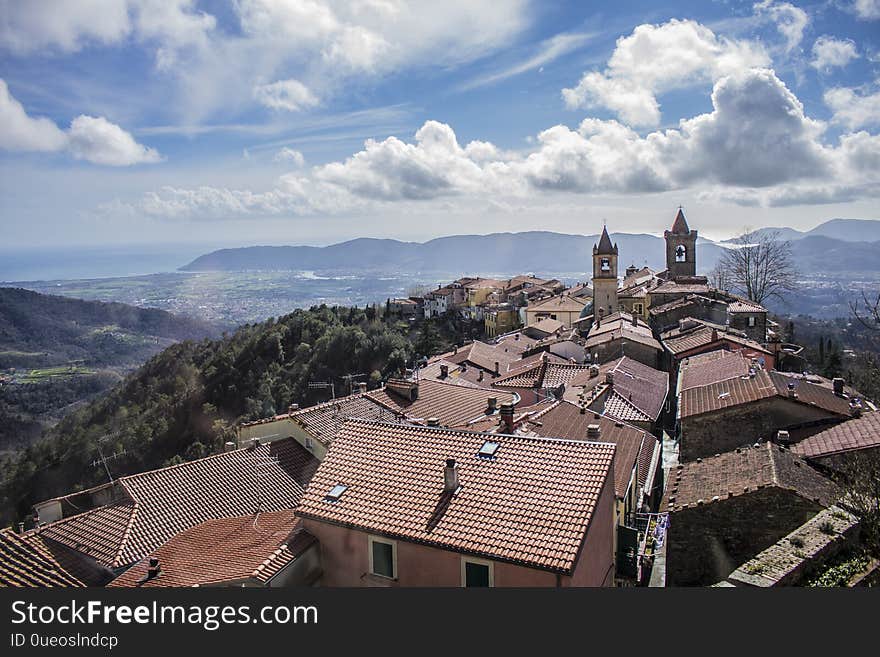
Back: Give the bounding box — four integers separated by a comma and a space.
1, 0, 879, 248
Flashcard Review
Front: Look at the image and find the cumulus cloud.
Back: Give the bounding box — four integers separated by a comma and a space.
0, 79, 161, 165
0, 79, 68, 151
562, 19, 768, 126
274, 148, 306, 167
753, 1, 809, 52
824, 86, 880, 129
253, 79, 319, 112
853, 0, 880, 20
810, 36, 859, 70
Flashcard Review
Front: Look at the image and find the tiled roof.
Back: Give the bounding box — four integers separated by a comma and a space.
595, 225, 616, 254
491, 359, 592, 390
519, 401, 655, 500
662, 442, 840, 513
446, 340, 518, 373
0, 529, 90, 587
662, 321, 770, 357
291, 393, 396, 444
767, 371, 855, 416
669, 208, 690, 234
296, 419, 616, 574
566, 356, 669, 422
493, 332, 539, 354
529, 317, 565, 335
109, 511, 314, 587
791, 411, 880, 459
527, 295, 589, 313
31, 439, 318, 569
651, 280, 710, 295
585, 313, 662, 351
366, 378, 516, 427
679, 350, 752, 391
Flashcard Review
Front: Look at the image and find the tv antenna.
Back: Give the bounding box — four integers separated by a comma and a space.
339, 372, 367, 396
308, 380, 336, 399
91, 431, 127, 484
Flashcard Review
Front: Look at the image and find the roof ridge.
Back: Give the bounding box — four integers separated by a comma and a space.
291, 392, 367, 415
114, 501, 140, 567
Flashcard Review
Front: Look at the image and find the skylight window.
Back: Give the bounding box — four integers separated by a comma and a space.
717, 391, 731, 399
478, 441, 500, 458
326, 484, 348, 502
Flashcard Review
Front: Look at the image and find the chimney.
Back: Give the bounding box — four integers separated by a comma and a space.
587, 423, 601, 438
832, 377, 845, 396
711, 328, 719, 342
850, 399, 862, 418
248, 437, 260, 450
787, 382, 798, 399
605, 371, 614, 386
138, 557, 161, 585
590, 364, 599, 378
500, 402, 515, 433
427, 417, 441, 427
776, 430, 791, 444
478, 370, 484, 382
358, 382, 367, 394
515, 333, 519, 341
631, 313, 638, 327
440, 364, 449, 379
386, 377, 419, 401
460, 361, 467, 372
487, 397, 498, 414
443, 458, 459, 493
224, 441, 237, 452
17, 522, 24, 534
288, 403, 299, 413
494, 361, 500, 376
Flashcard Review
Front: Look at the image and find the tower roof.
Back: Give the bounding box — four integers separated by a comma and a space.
595, 225, 616, 254
670, 208, 690, 234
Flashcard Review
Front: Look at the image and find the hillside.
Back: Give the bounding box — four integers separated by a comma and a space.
0, 288, 220, 454
0, 305, 460, 525
722, 218, 880, 244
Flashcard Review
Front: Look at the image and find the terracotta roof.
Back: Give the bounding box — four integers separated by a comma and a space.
493, 332, 539, 354
651, 280, 710, 295
727, 299, 767, 313
662, 442, 840, 513
109, 511, 314, 588
0, 529, 93, 587
527, 294, 589, 314
585, 313, 662, 352
446, 340, 518, 373
296, 419, 615, 574
519, 401, 656, 500
492, 359, 592, 390
595, 226, 616, 254
31, 439, 318, 569
669, 208, 690, 234
529, 317, 565, 335
679, 350, 752, 391
366, 378, 516, 427
662, 321, 770, 358
412, 360, 485, 389
291, 393, 397, 444
791, 412, 880, 459
566, 356, 669, 422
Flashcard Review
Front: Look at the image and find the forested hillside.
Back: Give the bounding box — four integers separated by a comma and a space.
0, 305, 459, 525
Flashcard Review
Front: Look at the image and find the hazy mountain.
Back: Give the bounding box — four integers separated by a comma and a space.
722, 218, 880, 244
182, 231, 731, 277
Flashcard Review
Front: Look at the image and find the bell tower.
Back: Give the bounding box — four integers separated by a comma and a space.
664, 207, 697, 279
592, 225, 618, 324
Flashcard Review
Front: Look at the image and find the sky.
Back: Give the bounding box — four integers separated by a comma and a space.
1, 0, 879, 249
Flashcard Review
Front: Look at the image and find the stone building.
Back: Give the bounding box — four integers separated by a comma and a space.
663, 208, 698, 280
663, 443, 840, 586
592, 226, 619, 323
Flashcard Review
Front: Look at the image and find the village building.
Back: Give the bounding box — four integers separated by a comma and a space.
663, 442, 840, 585
387, 297, 423, 320
583, 311, 663, 369
791, 410, 880, 472
0, 527, 112, 587
677, 358, 858, 461
661, 318, 776, 372
484, 303, 521, 337
296, 419, 617, 587
28, 438, 318, 574
563, 356, 669, 435
491, 355, 593, 401
109, 510, 320, 588
591, 226, 619, 322
525, 294, 589, 330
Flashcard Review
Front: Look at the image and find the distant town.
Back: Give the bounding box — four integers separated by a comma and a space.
4, 208, 877, 588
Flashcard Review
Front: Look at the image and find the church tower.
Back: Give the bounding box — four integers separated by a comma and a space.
592, 225, 618, 324
664, 207, 697, 279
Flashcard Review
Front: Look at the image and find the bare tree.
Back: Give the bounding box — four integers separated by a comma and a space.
717, 228, 797, 304
850, 290, 880, 333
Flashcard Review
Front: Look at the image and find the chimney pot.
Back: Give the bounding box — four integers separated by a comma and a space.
500, 402, 516, 433
439, 364, 449, 378
776, 430, 790, 444
224, 441, 237, 452
443, 459, 459, 493
487, 397, 498, 413
288, 403, 299, 413
589, 364, 599, 378
494, 361, 500, 376
358, 382, 367, 394
587, 423, 601, 438
605, 371, 614, 385
427, 417, 440, 427
832, 377, 845, 396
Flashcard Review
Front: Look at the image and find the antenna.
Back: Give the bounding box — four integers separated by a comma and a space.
339, 372, 367, 396
308, 380, 336, 399
253, 451, 279, 515
90, 431, 127, 484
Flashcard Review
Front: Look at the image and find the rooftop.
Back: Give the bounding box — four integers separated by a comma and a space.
661, 320, 770, 358
0, 529, 108, 587
109, 510, 314, 588
296, 419, 616, 574
527, 294, 589, 314
566, 356, 669, 422
679, 349, 752, 391
662, 442, 840, 513
31, 438, 318, 569
791, 411, 880, 459
290, 393, 396, 444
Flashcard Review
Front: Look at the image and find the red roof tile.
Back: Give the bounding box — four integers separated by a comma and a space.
0, 529, 98, 587
791, 412, 880, 459
296, 419, 615, 574
566, 356, 669, 422
109, 510, 313, 587
679, 350, 752, 391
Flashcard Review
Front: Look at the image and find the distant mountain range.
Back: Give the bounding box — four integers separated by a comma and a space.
721, 218, 880, 244
181, 218, 880, 278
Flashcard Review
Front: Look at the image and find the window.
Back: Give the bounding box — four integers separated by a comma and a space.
600, 257, 610, 271
461, 558, 494, 587
675, 244, 686, 262
748, 316, 756, 327
369, 536, 397, 579
634, 303, 643, 315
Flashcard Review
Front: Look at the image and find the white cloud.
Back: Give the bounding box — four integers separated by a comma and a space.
853, 0, 880, 20
562, 19, 768, 127
824, 87, 880, 129
0, 79, 68, 151
274, 148, 306, 167
753, 1, 809, 52
253, 79, 320, 112
67, 115, 162, 165
0, 79, 161, 166
810, 36, 859, 70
